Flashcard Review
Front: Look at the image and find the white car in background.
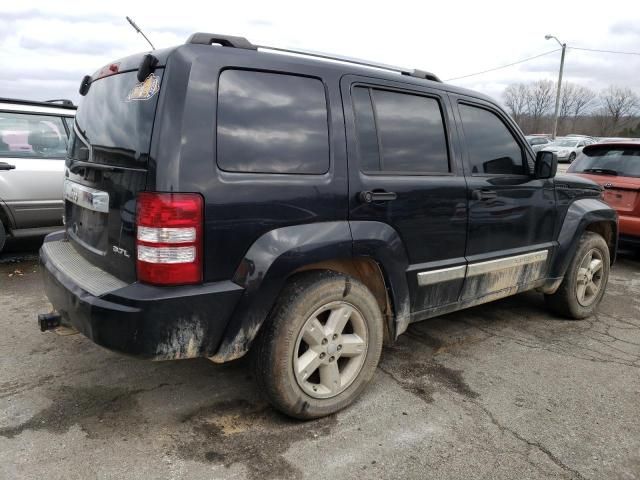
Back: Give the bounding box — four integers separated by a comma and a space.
525, 135, 553, 152
541, 136, 596, 163
0, 98, 76, 252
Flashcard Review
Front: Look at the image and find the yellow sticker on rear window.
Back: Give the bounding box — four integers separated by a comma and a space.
126, 73, 160, 101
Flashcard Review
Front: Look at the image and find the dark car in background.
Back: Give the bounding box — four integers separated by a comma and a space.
568, 142, 640, 250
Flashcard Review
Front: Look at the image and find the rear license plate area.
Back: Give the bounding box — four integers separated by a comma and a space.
65, 202, 109, 255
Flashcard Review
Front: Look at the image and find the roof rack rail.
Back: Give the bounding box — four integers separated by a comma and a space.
255, 45, 442, 82
186, 32, 256, 50
185, 32, 441, 82
46, 99, 74, 106
0, 97, 76, 109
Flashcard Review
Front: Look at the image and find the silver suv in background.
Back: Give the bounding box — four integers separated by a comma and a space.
0, 98, 76, 252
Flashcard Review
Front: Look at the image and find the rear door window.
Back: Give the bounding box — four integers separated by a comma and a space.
217, 69, 329, 175
352, 86, 450, 174
0, 112, 68, 159
459, 103, 525, 175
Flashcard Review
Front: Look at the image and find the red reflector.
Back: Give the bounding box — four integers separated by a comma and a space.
136, 192, 203, 286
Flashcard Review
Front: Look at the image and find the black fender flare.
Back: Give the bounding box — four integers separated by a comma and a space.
210, 222, 352, 362
349, 220, 411, 337
544, 198, 618, 291
209, 220, 411, 362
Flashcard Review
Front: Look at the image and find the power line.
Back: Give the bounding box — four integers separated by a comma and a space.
445, 45, 640, 82
569, 46, 640, 56
445, 48, 561, 81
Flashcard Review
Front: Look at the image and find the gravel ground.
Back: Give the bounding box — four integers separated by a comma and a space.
0, 241, 639, 480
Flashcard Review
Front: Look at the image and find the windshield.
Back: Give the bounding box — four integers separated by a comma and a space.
550, 139, 578, 148
69, 69, 162, 168
569, 147, 640, 178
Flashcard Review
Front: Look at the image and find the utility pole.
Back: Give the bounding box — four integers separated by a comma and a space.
546, 35, 566, 139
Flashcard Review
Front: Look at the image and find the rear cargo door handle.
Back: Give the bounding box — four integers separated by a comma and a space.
471, 189, 498, 201
359, 190, 397, 204
0, 162, 16, 171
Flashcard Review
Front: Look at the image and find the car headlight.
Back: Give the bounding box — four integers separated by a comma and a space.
558, 150, 569, 156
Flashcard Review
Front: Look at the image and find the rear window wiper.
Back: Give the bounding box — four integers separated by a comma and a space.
582, 168, 618, 176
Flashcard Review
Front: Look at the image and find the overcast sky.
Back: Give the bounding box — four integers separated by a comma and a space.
1, 0, 639, 106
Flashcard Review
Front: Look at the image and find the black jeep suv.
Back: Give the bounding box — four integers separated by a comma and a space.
39, 33, 617, 419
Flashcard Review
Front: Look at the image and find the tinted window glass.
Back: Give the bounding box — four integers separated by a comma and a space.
72, 70, 161, 168
460, 104, 524, 175
352, 87, 381, 171
217, 70, 329, 174
0, 112, 68, 159
367, 89, 449, 173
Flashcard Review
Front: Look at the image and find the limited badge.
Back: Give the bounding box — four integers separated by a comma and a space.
126, 73, 160, 101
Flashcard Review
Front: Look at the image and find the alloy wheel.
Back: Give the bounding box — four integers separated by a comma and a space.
575, 248, 604, 307
293, 301, 368, 399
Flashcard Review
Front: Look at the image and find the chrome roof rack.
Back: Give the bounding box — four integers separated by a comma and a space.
186, 32, 441, 82
255, 45, 442, 82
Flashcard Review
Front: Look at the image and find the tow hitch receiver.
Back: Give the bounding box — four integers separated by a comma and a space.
38, 312, 61, 332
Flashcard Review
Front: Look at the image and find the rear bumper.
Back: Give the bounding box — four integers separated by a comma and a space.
40, 232, 244, 360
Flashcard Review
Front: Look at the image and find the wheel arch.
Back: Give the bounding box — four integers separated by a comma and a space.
544, 198, 618, 293
0, 199, 14, 232
209, 220, 411, 363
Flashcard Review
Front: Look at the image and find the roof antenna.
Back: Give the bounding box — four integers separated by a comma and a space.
126, 16, 156, 50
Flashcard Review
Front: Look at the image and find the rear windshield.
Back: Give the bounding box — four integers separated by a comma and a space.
69, 70, 162, 167
569, 147, 640, 178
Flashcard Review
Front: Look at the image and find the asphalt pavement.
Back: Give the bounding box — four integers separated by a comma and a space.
1, 240, 639, 480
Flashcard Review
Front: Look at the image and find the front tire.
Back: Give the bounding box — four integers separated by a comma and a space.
568, 152, 576, 163
252, 271, 384, 419
545, 231, 610, 319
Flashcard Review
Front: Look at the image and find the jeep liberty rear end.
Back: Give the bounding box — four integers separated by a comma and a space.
41, 49, 244, 358
40, 33, 618, 419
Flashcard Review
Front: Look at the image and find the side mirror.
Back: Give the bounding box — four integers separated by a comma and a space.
534, 150, 557, 179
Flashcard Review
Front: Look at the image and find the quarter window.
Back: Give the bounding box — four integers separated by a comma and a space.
459, 104, 525, 175
352, 87, 449, 174
217, 70, 329, 174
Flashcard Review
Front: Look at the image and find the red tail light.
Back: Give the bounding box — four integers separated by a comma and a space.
136, 192, 203, 285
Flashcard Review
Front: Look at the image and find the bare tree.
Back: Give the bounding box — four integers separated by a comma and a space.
503, 83, 529, 125
558, 83, 596, 134
571, 85, 596, 119
597, 86, 640, 135
526, 80, 554, 132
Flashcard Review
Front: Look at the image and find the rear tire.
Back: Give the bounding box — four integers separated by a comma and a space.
545, 231, 610, 319
252, 270, 384, 419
